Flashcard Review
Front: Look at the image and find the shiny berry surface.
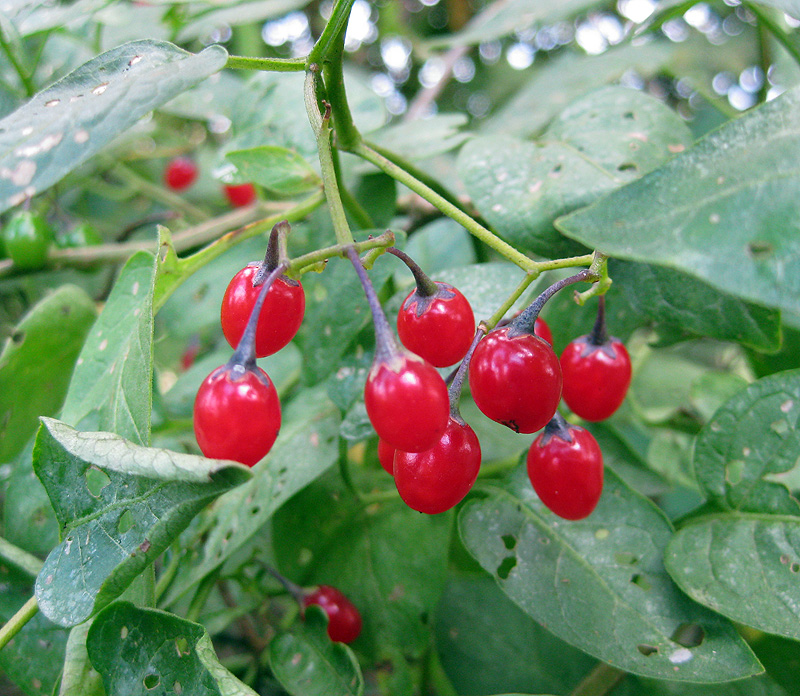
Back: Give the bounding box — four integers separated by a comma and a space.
468, 327, 562, 434
534, 316, 553, 345
396, 282, 475, 367
377, 438, 395, 475
164, 156, 198, 191
394, 417, 481, 514
526, 422, 603, 520
193, 364, 281, 467
365, 353, 449, 453
303, 585, 362, 643
3, 211, 53, 270
221, 264, 305, 357
224, 182, 257, 207
560, 337, 632, 421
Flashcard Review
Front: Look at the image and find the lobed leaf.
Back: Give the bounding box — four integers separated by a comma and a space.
557, 85, 800, 316
33, 418, 251, 627
86, 601, 258, 695
458, 468, 761, 681
270, 606, 364, 696
693, 370, 800, 515
665, 514, 800, 641
0, 40, 227, 214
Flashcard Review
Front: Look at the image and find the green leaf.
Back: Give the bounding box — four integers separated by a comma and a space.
458, 468, 761, 681
224, 145, 321, 196
59, 621, 105, 696
370, 114, 470, 161
273, 469, 452, 659
0, 284, 96, 462
557, 85, 800, 316
33, 418, 251, 627
270, 606, 364, 696
61, 251, 154, 445
162, 388, 340, 605
459, 87, 693, 256
0, 40, 227, 214
482, 42, 675, 138
177, 0, 311, 42
693, 370, 800, 515
86, 601, 258, 695
665, 513, 800, 641
610, 261, 781, 351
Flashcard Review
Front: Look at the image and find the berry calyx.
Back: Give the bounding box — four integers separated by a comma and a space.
302, 585, 362, 643
3, 210, 53, 270
526, 413, 603, 520
224, 182, 257, 207
560, 297, 631, 421
393, 416, 481, 514
164, 156, 198, 191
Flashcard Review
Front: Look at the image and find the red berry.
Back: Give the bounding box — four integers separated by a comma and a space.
377, 438, 395, 475
534, 316, 553, 345
364, 353, 449, 452
221, 264, 305, 357
468, 327, 562, 433
193, 364, 281, 467
303, 585, 362, 643
164, 157, 198, 191
560, 337, 631, 421
224, 183, 257, 207
396, 282, 475, 367
394, 417, 481, 514
526, 417, 603, 520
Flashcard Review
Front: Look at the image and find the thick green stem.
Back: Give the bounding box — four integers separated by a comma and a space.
0, 536, 43, 577
486, 272, 538, 329
226, 55, 306, 71
287, 230, 394, 275
353, 141, 536, 272
569, 661, 626, 696
0, 596, 39, 651
322, 28, 361, 150
308, 0, 356, 64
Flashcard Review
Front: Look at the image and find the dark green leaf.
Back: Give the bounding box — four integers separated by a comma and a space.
557, 85, 800, 316
224, 145, 321, 196
370, 114, 469, 160
459, 468, 761, 681
340, 401, 373, 442
460, 87, 693, 256
33, 418, 251, 627
694, 370, 800, 514
665, 513, 800, 641
0, 284, 96, 462
59, 621, 104, 696
621, 673, 791, 696
270, 606, 364, 696
162, 388, 340, 605
87, 601, 258, 695
0, 40, 227, 213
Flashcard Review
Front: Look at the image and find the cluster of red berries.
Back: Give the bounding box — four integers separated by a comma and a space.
163, 156, 258, 207
193, 221, 304, 467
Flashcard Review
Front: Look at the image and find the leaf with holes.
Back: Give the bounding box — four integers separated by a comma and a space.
0, 40, 227, 213
270, 606, 364, 696
33, 418, 251, 627
693, 370, 800, 515
86, 601, 258, 695
60, 251, 154, 445
162, 388, 340, 605
458, 467, 761, 681
459, 87, 693, 256
557, 85, 800, 315
665, 514, 800, 641
0, 284, 96, 462
224, 145, 321, 196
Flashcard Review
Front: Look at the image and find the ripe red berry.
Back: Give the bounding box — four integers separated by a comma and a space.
303, 585, 362, 643
164, 156, 198, 191
393, 417, 481, 514
560, 337, 631, 422
534, 316, 553, 345
224, 182, 257, 207
396, 282, 475, 367
377, 438, 395, 475
468, 326, 562, 433
193, 364, 281, 467
364, 353, 449, 453
221, 264, 305, 357
526, 415, 603, 520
